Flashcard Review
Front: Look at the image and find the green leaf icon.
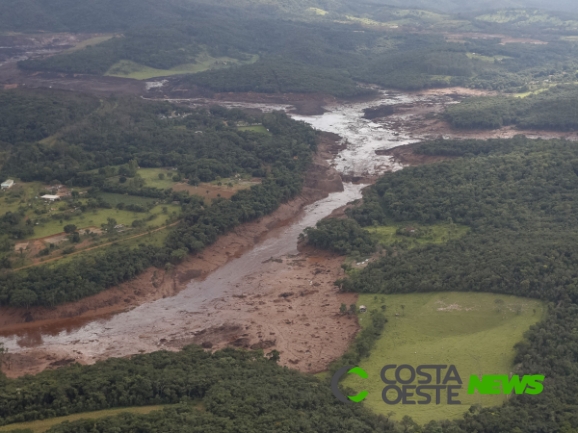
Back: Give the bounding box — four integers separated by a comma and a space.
347, 367, 369, 402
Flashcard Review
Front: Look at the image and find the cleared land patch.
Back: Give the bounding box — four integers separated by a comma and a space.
173, 178, 261, 202
0, 405, 169, 433
105, 53, 258, 80
343, 292, 545, 424
364, 223, 469, 249
237, 125, 270, 134
63, 34, 115, 53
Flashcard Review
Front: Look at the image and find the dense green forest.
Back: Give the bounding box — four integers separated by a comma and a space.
304, 137, 578, 431
0, 345, 394, 432
302, 218, 376, 255
0, 89, 317, 308
15, 0, 578, 93
446, 84, 578, 129
183, 58, 371, 97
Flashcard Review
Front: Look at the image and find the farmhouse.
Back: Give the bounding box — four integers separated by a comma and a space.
1, 179, 14, 189
41, 194, 61, 202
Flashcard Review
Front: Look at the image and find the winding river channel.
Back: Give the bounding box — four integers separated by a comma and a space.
1, 89, 455, 366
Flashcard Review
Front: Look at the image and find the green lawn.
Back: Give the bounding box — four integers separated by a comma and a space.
137, 168, 180, 189
105, 53, 258, 80
237, 125, 270, 134
0, 405, 168, 433
364, 223, 469, 249
28, 203, 180, 239
343, 292, 545, 424
0, 181, 42, 214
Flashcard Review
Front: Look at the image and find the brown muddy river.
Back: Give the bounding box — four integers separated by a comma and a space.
0, 89, 457, 364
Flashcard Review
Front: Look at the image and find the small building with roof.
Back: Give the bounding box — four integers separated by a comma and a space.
1, 179, 14, 189
41, 194, 61, 202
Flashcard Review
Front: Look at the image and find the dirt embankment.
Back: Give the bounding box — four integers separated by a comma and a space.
0, 133, 344, 336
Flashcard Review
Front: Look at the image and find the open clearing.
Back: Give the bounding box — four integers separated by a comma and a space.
63, 34, 115, 53
343, 292, 545, 424
0, 405, 168, 433
105, 53, 258, 80
364, 223, 469, 249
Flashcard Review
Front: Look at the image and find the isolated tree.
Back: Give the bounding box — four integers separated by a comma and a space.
267, 350, 280, 363
170, 248, 188, 264
158, 173, 165, 180
340, 303, 347, 315
102, 217, 117, 232
349, 304, 357, 315
63, 224, 77, 234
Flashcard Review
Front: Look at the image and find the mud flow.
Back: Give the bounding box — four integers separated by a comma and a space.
2, 87, 575, 377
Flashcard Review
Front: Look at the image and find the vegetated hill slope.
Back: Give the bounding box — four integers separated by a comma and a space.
0, 0, 346, 32
304, 137, 578, 431
0, 89, 318, 308
352, 0, 578, 13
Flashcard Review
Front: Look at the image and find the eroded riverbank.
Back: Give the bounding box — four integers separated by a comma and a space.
3, 86, 576, 378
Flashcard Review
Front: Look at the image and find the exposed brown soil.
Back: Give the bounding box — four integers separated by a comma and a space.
376, 87, 578, 142
376, 143, 455, 166
165, 246, 359, 374
172, 179, 260, 202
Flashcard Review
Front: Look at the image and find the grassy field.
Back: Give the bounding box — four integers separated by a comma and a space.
137, 168, 181, 189
237, 125, 270, 134
0, 181, 41, 214
364, 223, 469, 249
467, 53, 511, 63
343, 292, 545, 424
105, 53, 258, 80
0, 405, 168, 433
28, 202, 180, 240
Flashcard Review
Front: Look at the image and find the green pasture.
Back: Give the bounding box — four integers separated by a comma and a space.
27, 202, 180, 239
0, 181, 41, 214
237, 125, 270, 134
0, 405, 168, 433
364, 223, 469, 249
137, 168, 180, 189
97, 192, 156, 207
105, 53, 258, 80
343, 292, 545, 424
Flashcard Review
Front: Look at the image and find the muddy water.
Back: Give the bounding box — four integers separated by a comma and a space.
0, 90, 430, 361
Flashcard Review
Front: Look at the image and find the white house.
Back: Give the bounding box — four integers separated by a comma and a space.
41, 194, 60, 202
1, 179, 14, 189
